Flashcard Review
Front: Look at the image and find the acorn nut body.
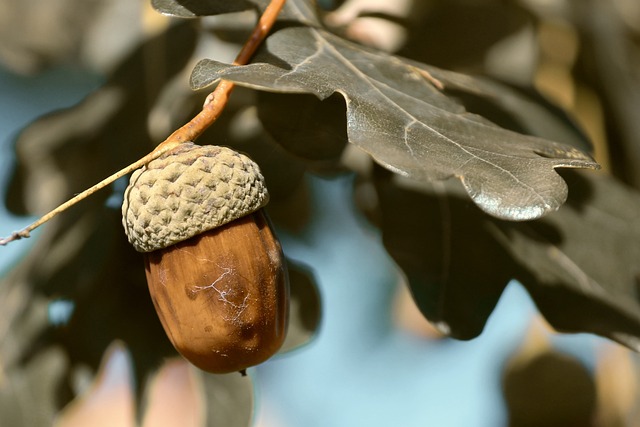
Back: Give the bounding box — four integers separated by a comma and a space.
122, 142, 288, 374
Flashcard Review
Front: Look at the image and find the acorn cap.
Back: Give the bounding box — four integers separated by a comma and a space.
122, 142, 269, 253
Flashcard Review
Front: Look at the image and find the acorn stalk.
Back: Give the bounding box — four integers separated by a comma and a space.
122, 142, 288, 374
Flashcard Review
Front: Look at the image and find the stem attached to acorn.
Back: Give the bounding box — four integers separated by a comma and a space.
0, 0, 286, 246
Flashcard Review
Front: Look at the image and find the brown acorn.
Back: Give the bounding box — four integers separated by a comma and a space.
121, 142, 288, 374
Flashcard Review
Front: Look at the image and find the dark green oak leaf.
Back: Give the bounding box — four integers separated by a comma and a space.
190, 20, 598, 221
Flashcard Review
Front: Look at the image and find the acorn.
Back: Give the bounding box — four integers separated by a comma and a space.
121, 142, 288, 374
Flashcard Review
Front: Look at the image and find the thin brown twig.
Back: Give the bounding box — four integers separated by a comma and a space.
163, 0, 285, 145
0, 141, 182, 246
0, 0, 286, 246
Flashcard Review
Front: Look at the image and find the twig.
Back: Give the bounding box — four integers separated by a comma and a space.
0, 0, 286, 246
164, 0, 286, 144
0, 142, 182, 245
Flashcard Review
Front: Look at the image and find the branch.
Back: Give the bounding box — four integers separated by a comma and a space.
0, 0, 286, 246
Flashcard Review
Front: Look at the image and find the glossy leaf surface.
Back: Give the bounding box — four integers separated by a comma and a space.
191, 21, 598, 220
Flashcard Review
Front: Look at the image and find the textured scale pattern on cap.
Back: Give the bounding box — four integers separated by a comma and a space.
122, 142, 269, 252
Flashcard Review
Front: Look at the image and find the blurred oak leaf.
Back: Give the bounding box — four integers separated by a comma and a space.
54, 342, 255, 427
492, 171, 640, 351
0, 0, 149, 74
376, 168, 519, 339
378, 167, 640, 349
502, 340, 596, 427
